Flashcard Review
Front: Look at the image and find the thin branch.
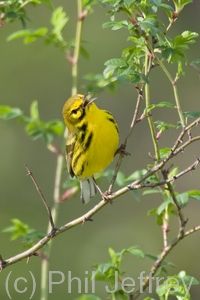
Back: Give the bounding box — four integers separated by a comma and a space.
162, 169, 185, 233
24, 164, 56, 231
132, 225, 196, 299
184, 225, 200, 237
108, 87, 143, 193
131, 160, 200, 299
174, 135, 200, 155
137, 157, 200, 190
71, 0, 83, 96
40, 154, 63, 300
162, 217, 169, 248
2, 154, 200, 270
1, 117, 200, 270
155, 56, 185, 127
144, 49, 161, 162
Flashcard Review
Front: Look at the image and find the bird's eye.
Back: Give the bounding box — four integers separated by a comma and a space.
71, 108, 79, 115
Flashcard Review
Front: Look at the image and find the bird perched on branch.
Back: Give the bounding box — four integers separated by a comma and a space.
62, 93, 119, 204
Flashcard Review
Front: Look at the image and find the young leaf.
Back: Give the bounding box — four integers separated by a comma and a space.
51, 6, 69, 33
104, 58, 127, 68
139, 17, 159, 36
145, 254, 175, 267
183, 111, 200, 118
188, 190, 200, 202
126, 169, 147, 181
159, 148, 171, 159
118, 246, 145, 259
176, 192, 189, 207
30, 101, 39, 120
40, 0, 54, 10
157, 198, 173, 215
3, 219, 34, 241
7, 28, 48, 43
0, 106, 23, 120
75, 295, 102, 300
143, 189, 161, 195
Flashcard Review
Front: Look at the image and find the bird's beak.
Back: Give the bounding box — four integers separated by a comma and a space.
83, 93, 97, 107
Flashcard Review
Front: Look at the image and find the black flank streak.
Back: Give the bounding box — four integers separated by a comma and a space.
77, 162, 85, 177
78, 122, 87, 132
105, 111, 119, 133
84, 132, 93, 150
107, 117, 119, 133
80, 131, 86, 144
72, 151, 83, 171
78, 123, 88, 144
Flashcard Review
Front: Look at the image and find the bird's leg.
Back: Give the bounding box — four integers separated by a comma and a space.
115, 143, 131, 157
92, 176, 113, 204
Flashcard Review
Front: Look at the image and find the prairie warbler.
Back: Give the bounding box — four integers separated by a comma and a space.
62, 94, 119, 204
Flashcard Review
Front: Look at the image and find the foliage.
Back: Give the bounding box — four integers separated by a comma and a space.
0, 101, 64, 144
3, 219, 45, 249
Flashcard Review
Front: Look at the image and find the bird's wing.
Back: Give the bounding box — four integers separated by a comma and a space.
66, 134, 76, 178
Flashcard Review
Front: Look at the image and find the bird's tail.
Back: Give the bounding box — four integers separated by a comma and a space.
80, 178, 97, 204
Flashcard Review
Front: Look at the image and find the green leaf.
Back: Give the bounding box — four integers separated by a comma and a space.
160, 3, 175, 19
80, 46, 90, 59
145, 101, 175, 113
176, 192, 189, 207
0, 106, 23, 120
111, 20, 130, 30
147, 208, 158, 216
155, 121, 175, 130
117, 69, 149, 84
95, 263, 117, 275
104, 58, 127, 68
159, 148, 171, 159
103, 65, 116, 78
168, 167, 179, 179
51, 6, 69, 34
3, 219, 34, 241
75, 296, 102, 300
157, 198, 173, 215
156, 283, 167, 296
145, 254, 175, 267
40, 0, 54, 10
126, 169, 147, 181
191, 59, 200, 65
116, 171, 126, 187
7, 28, 48, 43
149, 0, 162, 7
102, 21, 117, 29
25, 119, 63, 143
118, 246, 145, 259
139, 17, 159, 36
124, 0, 136, 7
143, 189, 161, 195
131, 190, 141, 202
164, 31, 199, 63
178, 271, 199, 285
183, 111, 200, 118
188, 190, 200, 201
108, 247, 117, 262
30, 101, 39, 120
173, 0, 193, 11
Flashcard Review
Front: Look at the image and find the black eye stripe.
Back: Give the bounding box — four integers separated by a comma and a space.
77, 108, 86, 121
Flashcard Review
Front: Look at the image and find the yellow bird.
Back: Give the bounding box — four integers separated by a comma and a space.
62, 93, 119, 204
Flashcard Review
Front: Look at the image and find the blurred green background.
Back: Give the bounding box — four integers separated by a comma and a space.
1, 1, 200, 299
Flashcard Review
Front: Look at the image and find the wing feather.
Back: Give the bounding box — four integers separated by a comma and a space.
66, 133, 76, 177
